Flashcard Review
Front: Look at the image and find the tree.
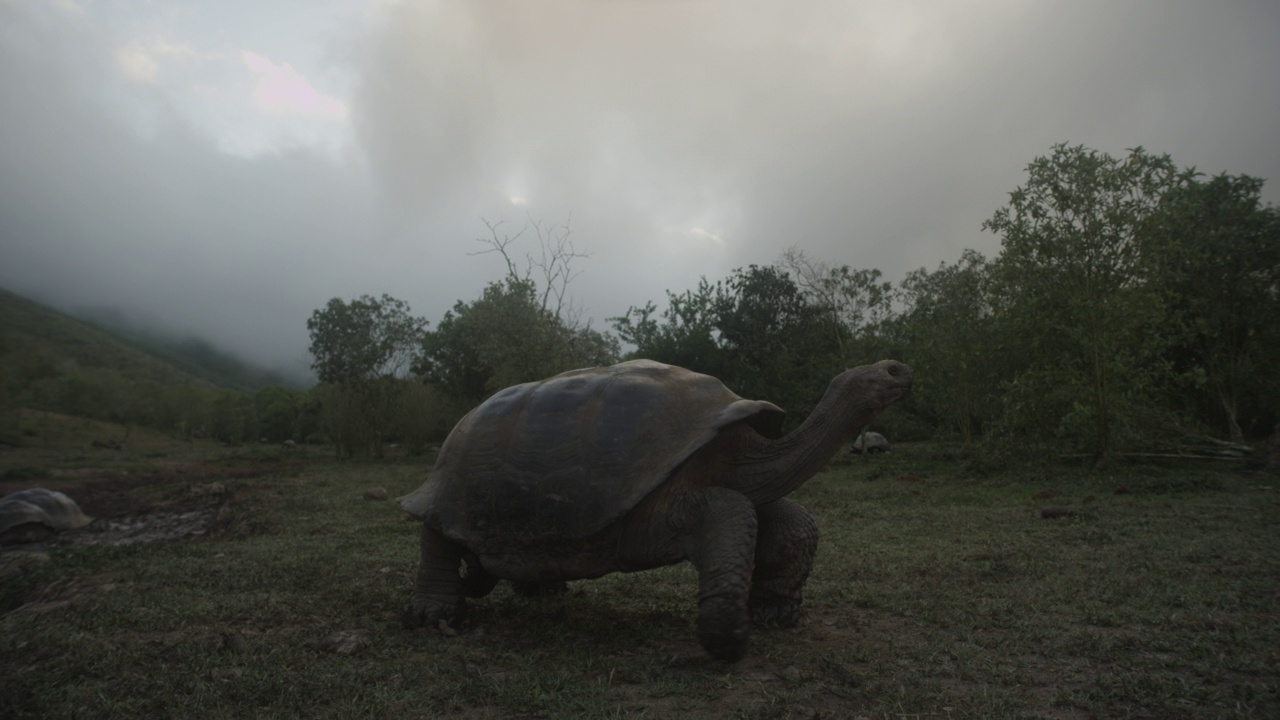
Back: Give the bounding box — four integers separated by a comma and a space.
418, 217, 618, 409
210, 390, 257, 444
307, 294, 427, 457
712, 265, 843, 417
984, 143, 1188, 460
1148, 173, 1280, 442
611, 279, 726, 376
307, 294, 426, 385
614, 266, 843, 425
778, 248, 894, 360
893, 250, 998, 445
254, 386, 305, 443
418, 278, 618, 408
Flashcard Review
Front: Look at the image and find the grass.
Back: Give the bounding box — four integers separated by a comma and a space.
2, 429, 1278, 718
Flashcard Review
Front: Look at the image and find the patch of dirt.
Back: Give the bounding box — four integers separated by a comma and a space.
1, 458, 299, 549
66, 508, 220, 546
0, 458, 300, 515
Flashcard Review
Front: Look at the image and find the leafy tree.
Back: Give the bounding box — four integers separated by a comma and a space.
419, 217, 618, 410
611, 278, 726, 377
254, 386, 305, 443
307, 294, 426, 385
712, 265, 843, 417
984, 144, 1188, 460
307, 294, 427, 457
0, 333, 59, 439
1148, 173, 1280, 442
615, 265, 844, 425
778, 248, 894, 360
893, 250, 999, 445
418, 278, 618, 408
210, 390, 257, 444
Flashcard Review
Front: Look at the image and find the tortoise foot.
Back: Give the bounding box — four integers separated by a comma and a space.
402, 598, 466, 630
697, 596, 751, 663
750, 602, 801, 628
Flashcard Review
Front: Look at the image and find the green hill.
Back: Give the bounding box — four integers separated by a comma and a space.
0, 288, 216, 389
0, 288, 315, 446
0, 289, 306, 392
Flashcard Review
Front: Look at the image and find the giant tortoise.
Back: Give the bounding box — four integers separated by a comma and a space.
0, 488, 93, 546
399, 358, 912, 661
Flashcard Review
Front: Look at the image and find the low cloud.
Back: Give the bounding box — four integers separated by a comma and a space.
1, 0, 1278, 378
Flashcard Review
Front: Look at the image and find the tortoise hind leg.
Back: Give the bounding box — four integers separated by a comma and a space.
403, 524, 468, 628
460, 551, 499, 598
749, 498, 818, 628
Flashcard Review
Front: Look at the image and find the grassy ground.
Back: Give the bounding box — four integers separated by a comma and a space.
1, 419, 1277, 718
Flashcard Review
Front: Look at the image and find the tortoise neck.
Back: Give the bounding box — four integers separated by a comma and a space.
733, 370, 880, 504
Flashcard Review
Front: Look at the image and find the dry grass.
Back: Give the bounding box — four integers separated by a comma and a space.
2, 425, 1277, 718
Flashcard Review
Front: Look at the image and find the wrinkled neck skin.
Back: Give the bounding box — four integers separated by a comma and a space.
734, 370, 890, 505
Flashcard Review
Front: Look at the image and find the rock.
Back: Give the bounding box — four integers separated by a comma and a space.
318, 629, 372, 655
363, 486, 389, 501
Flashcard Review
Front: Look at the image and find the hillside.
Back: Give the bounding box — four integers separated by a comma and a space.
0, 289, 215, 389
0, 289, 302, 392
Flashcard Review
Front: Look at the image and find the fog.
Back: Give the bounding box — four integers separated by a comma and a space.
2, 0, 1277, 380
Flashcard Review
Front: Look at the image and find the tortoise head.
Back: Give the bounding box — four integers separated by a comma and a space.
837, 359, 912, 415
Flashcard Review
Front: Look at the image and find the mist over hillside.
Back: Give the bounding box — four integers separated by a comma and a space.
69, 304, 313, 391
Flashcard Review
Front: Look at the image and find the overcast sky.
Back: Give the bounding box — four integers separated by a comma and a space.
2, 0, 1278, 380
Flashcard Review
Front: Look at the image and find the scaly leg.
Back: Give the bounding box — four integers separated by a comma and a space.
750, 498, 818, 628
682, 487, 759, 662
402, 524, 467, 628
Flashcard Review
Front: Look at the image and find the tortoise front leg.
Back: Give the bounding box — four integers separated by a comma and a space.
682, 487, 759, 663
750, 498, 818, 628
403, 524, 467, 629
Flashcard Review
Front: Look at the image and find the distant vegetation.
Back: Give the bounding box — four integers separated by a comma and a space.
0, 290, 319, 448
313, 143, 1279, 464
3, 143, 1277, 464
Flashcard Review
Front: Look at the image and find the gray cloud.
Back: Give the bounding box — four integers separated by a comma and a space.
2, 0, 1278, 377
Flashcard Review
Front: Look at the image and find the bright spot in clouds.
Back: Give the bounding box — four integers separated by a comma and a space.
115, 45, 158, 84
241, 51, 347, 121
509, 195, 529, 206
663, 226, 726, 245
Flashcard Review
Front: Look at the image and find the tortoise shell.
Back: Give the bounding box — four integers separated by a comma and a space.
0, 488, 92, 545
399, 360, 784, 551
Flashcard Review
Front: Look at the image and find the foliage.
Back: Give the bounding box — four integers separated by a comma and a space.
306, 294, 426, 385
418, 218, 618, 411
253, 386, 307, 443
209, 390, 257, 444
418, 278, 619, 408
983, 144, 1188, 460
891, 250, 999, 444
712, 265, 845, 417
1147, 173, 1280, 441
611, 279, 726, 377
614, 265, 847, 423
779, 248, 895, 360
390, 381, 455, 455
306, 294, 428, 457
